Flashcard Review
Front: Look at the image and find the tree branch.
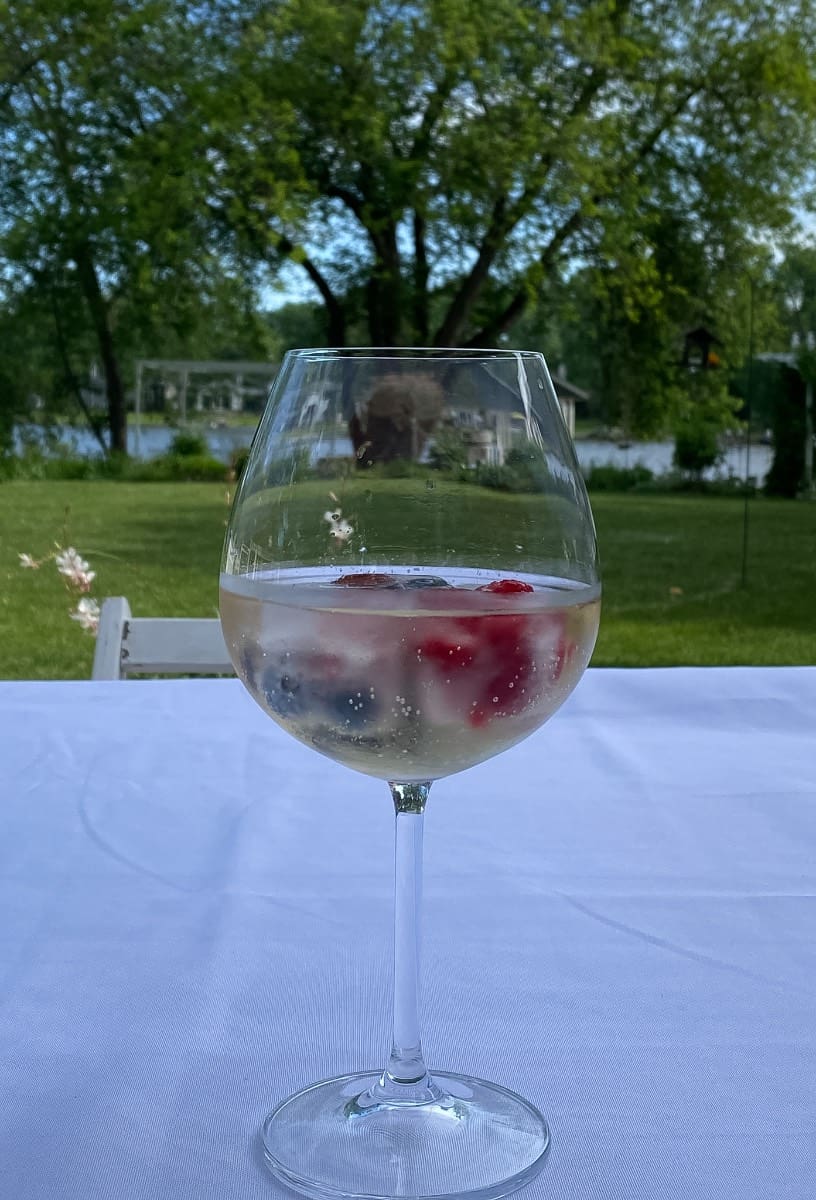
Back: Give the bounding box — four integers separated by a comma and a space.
274, 233, 346, 345
325, 182, 367, 224
466, 208, 583, 346
468, 84, 704, 345
0, 54, 42, 107
408, 68, 457, 164
433, 52, 616, 347
434, 195, 509, 345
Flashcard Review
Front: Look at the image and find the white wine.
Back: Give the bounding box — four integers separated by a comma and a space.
220, 568, 600, 782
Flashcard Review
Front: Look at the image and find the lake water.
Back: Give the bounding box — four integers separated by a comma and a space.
17, 422, 772, 483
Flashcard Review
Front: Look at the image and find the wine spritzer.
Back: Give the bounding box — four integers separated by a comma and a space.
220, 349, 603, 1199
220, 568, 600, 781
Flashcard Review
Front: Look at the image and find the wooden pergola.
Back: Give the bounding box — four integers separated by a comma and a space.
132, 358, 278, 454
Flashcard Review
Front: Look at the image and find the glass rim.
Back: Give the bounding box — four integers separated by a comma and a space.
282, 346, 547, 362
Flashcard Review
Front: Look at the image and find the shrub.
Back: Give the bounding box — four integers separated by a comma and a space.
262, 445, 313, 486
42, 457, 96, 480
584, 463, 654, 491
312, 455, 353, 480
0, 450, 103, 481
128, 453, 227, 482
428, 426, 469, 471
379, 457, 427, 479
673, 420, 722, 477
169, 430, 209, 457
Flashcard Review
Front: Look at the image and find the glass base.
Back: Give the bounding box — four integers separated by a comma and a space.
261, 1070, 550, 1200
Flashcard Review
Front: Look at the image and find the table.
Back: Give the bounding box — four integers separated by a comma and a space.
1, 670, 814, 1199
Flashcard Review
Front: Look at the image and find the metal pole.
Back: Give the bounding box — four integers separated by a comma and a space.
134, 360, 143, 459
740, 277, 754, 589
804, 378, 814, 497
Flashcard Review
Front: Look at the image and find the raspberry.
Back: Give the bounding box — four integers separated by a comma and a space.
457, 611, 525, 649
416, 637, 475, 670
333, 573, 402, 588
552, 633, 578, 682
477, 578, 534, 594
468, 645, 534, 727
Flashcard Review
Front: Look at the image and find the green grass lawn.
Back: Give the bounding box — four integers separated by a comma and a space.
1, 481, 814, 678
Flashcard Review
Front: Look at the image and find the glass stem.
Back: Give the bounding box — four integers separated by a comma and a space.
379, 781, 437, 1100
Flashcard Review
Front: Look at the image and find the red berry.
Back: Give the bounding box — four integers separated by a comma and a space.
477, 578, 534, 595
333, 573, 400, 588
552, 634, 578, 682
416, 637, 475, 670
458, 611, 525, 650
468, 645, 534, 727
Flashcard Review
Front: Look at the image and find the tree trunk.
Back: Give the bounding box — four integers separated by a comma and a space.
47, 279, 109, 456
412, 212, 429, 343
73, 241, 127, 454
366, 222, 402, 345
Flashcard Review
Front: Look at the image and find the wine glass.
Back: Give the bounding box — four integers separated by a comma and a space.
220, 348, 600, 1200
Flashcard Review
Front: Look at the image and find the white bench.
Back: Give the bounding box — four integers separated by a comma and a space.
92, 597, 234, 680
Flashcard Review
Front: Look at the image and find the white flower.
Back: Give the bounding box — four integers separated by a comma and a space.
18, 553, 39, 569
329, 519, 354, 543
56, 546, 90, 576
76, 570, 96, 593
55, 547, 95, 590
70, 597, 100, 635
323, 508, 353, 543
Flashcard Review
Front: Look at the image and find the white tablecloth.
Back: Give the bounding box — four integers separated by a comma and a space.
1, 670, 814, 1199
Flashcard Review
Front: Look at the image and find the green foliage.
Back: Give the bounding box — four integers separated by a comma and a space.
0, 1, 273, 452
453, 450, 557, 495
261, 446, 313, 487
377, 458, 427, 480
129, 454, 227, 483
311, 455, 354, 481
672, 370, 739, 478
427, 426, 469, 472
0, 447, 226, 483
169, 431, 209, 458
673, 419, 723, 476
585, 464, 655, 492
2, 1, 816, 450
264, 302, 328, 358
216, 0, 816, 349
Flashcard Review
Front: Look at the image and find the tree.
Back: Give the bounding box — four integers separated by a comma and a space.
759, 243, 816, 494
209, 0, 816, 350
672, 371, 739, 477
764, 364, 806, 496
0, 1, 221, 452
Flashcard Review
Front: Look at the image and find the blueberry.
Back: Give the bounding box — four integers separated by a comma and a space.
262, 665, 309, 717
326, 688, 381, 729
238, 642, 262, 691
401, 575, 450, 589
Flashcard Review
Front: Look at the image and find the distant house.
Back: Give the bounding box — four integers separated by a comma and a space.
441, 364, 588, 466
550, 372, 588, 437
